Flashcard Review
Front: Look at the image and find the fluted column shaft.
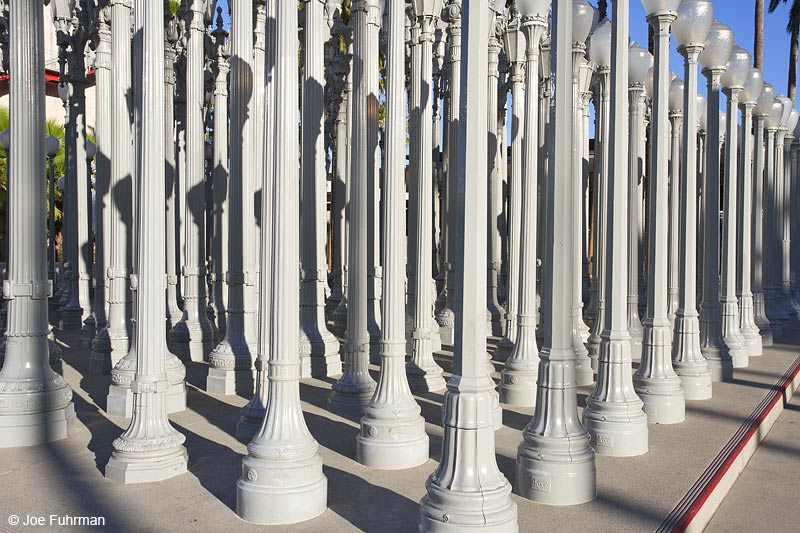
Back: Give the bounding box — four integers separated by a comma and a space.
738, 102, 762, 356
720, 87, 747, 367
171, 0, 213, 362
516, 0, 596, 505
583, 0, 649, 457
627, 84, 644, 345
763, 126, 783, 332
236, 0, 327, 520
356, 0, 428, 470
780, 134, 794, 318
668, 111, 681, 323
642, 13, 676, 366
105, 0, 188, 484
407, 10, 445, 393
91, 7, 111, 347
61, 45, 92, 331
752, 114, 773, 344
419, 0, 517, 526
0, 0, 75, 448
499, 21, 545, 407
365, 3, 382, 350
329, 0, 377, 414
435, 3, 461, 343
165, 12, 184, 333
206, 0, 260, 385
587, 68, 610, 361
571, 48, 592, 385
210, 22, 229, 336
93, 0, 133, 371
699, 67, 732, 381
669, 44, 711, 401
300, 0, 341, 377
486, 24, 505, 337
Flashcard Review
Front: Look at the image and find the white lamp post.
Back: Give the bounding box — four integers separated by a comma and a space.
356, 0, 429, 470
719, 44, 751, 368
626, 41, 650, 353
419, 0, 518, 528
406, 0, 447, 393
737, 67, 765, 357
586, 18, 611, 363
672, 0, 716, 402
498, 4, 546, 407
753, 83, 776, 345
515, 0, 596, 506
698, 19, 734, 381
583, 0, 649, 456
236, 0, 327, 523
667, 76, 684, 325
778, 98, 797, 325
763, 96, 787, 336
571, 0, 595, 386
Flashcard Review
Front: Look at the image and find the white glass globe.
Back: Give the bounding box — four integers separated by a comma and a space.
766, 98, 784, 129
517, 0, 551, 19
573, 0, 594, 43
720, 45, 751, 89
644, 66, 656, 98
777, 95, 793, 126
673, 0, 714, 48
589, 18, 612, 67
669, 77, 685, 112
45, 135, 60, 158
697, 94, 708, 130
719, 111, 727, 136
699, 19, 734, 71
788, 109, 799, 134
756, 83, 776, 117
741, 68, 764, 104
641, 0, 681, 16
629, 42, 651, 85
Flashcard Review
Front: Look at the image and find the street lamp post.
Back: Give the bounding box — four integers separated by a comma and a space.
516, 0, 596, 505
356, 0, 429, 470
752, 83, 776, 345
418, 0, 518, 527
571, 0, 595, 387
667, 0, 713, 401
586, 19, 611, 364
626, 41, 649, 353
698, 19, 735, 381
498, 3, 547, 407
583, 0, 650, 457
737, 67, 765, 357
0, 0, 76, 447
636, 0, 694, 420
667, 76, 684, 325
763, 97, 785, 336
719, 44, 752, 368
406, 0, 446, 393
104, 0, 188, 483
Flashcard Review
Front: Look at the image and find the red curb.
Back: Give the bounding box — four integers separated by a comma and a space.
657, 355, 800, 533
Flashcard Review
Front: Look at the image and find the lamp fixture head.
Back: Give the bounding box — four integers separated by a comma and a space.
669, 77, 685, 112
698, 19, 734, 71
720, 45, 751, 89
588, 18, 611, 68
672, 0, 713, 48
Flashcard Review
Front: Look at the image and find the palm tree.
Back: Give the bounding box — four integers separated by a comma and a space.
598, 0, 608, 21
756, 0, 765, 69
769, 0, 800, 102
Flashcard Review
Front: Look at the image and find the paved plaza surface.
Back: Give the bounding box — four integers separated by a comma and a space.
0, 325, 798, 533
706, 386, 800, 533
